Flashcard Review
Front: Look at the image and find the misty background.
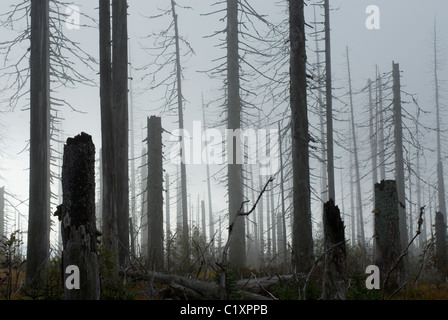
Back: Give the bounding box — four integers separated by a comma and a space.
0, 0, 447, 254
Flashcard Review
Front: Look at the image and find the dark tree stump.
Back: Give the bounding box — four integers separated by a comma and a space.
56, 132, 100, 300
374, 180, 404, 290
321, 200, 347, 300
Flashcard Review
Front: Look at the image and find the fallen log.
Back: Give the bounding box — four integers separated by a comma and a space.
125, 271, 271, 300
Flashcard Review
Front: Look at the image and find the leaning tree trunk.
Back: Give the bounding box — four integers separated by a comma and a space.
321, 200, 347, 300
374, 180, 404, 290
290, 0, 314, 273
57, 133, 100, 300
26, 0, 51, 289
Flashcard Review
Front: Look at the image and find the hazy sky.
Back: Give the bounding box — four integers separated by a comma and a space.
1, 0, 447, 247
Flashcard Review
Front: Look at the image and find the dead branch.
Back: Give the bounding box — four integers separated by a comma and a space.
218, 177, 274, 300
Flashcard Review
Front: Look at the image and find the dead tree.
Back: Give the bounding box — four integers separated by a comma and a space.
26, 0, 51, 289
321, 200, 347, 300
392, 62, 409, 273
435, 211, 447, 279
56, 133, 100, 300
290, 0, 314, 273
0, 187, 4, 239
373, 180, 404, 290
147, 116, 164, 270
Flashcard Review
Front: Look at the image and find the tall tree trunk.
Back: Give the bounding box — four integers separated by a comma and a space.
58, 133, 100, 300
129, 50, 137, 259
434, 22, 447, 225
26, 0, 51, 288
112, 0, 130, 269
277, 122, 288, 270
369, 78, 378, 188
346, 47, 365, 252
171, 0, 189, 262
0, 187, 4, 239
227, 0, 245, 269
324, 0, 335, 202
313, 4, 327, 203
376, 68, 386, 181
99, 0, 119, 280
392, 62, 409, 273
140, 148, 148, 258
147, 116, 164, 270
290, 0, 314, 273
202, 95, 215, 256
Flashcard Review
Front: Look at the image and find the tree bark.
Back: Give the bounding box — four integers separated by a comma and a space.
435, 211, 447, 278
99, 0, 119, 281
57, 133, 100, 300
0, 187, 4, 239
289, 0, 314, 273
26, 0, 51, 289
392, 62, 409, 273
321, 200, 347, 300
227, 0, 246, 269
112, 0, 130, 270
324, 0, 335, 202
147, 116, 164, 270
374, 180, 404, 290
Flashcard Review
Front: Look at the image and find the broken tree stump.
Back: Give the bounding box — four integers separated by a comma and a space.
373, 180, 404, 290
321, 199, 347, 300
55, 132, 100, 300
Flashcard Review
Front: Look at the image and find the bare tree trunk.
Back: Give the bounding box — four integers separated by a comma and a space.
171, 0, 190, 262
202, 96, 215, 256
392, 62, 409, 273
290, 0, 314, 273
99, 0, 119, 281
376, 68, 386, 181
313, 4, 327, 203
435, 212, 447, 279
321, 200, 347, 300
26, 0, 51, 289
374, 180, 405, 290
0, 187, 4, 239
324, 0, 335, 202
58, 133, 100, 300
140, 148, 148, 259
346, 47, 366, 253
147, 116, 164, 270
227, 0, 246, 269
112, 0, 130, 270
277, 122, 287, 270
434, 22, 447, 225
